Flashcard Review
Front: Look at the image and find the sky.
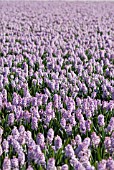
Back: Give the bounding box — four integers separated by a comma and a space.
0, 0, 114, 1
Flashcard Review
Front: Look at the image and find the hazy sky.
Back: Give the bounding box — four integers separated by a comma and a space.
0, 0, 114, 1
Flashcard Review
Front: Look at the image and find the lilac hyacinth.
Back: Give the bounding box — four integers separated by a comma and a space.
25, 130, 32, 144
46, 102, 53, 114
8, 113, 15, 126
98, 114, 105, 126
61, 164, 69, 170
36, 133, 45, 146
19, 125, 25, 134
2, 139, 9, 153
80, 121, 86, 134
106, 157, 114, 169
67, 100, 75, 113
23, 110, 31, 123
18, 151, 25, 166
47, 128, 54, 144
34, 144, 42, 159
85, 120, 91, 131
11, 139, 23, 153
37, 152, 46, 167
65, 123, 72, 135
18, 133, 26, 145
11, 157, 19, 169
97, 160, 106, 170
86, 165, 95, 170
27, 140, 36, 161
47, 158, 56, 170
111, 132, 114, 150
76, 109, 84, 121
107, 117, 114, 133
70, 157, 78, 167
53, 94, 59, 108
82, 137, 91, 149
78, 147, 91, 159
74, 161, 85, 170
31, 116, 38, 130
54, 135, 62, 150
75, 135, 82, 146
85, 110, 92, 119
60, 117, 66, 129
76, 97, 82, 107
32, 97, 38, 107
69, 115, 76, 126
104, 137, 111, 152
11, 126, 19, 140
26, 165, 34, 170
65, 144, 75, 158
42, 94, 48, 105
3, 157, 11, 170
91, 132, 100, 147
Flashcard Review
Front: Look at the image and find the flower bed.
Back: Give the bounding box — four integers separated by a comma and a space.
0, 1, 114, 170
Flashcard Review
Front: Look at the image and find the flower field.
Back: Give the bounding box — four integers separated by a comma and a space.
0, 1, 114, 170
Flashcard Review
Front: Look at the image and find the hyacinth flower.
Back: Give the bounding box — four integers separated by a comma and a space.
47, 158, 56, 170
11, 157, 19, 169
91, 132, 100, 148
2, 139, 9, 153
26, 165, 34, 170
47, 128, 54, 144
2, 157, 11, 170
98, 114, 105, 127
61, 164, 69, 170
65, 144, 75, 158
36, 133, 45, 149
